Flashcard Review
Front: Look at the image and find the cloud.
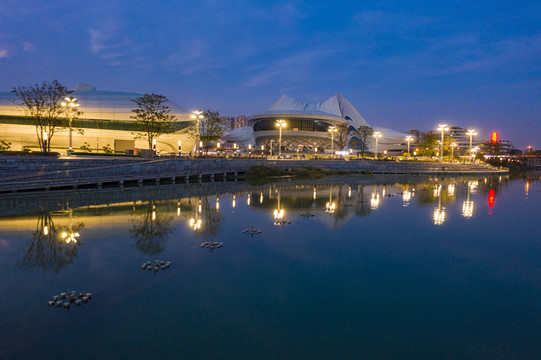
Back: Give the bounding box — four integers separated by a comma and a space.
0, 49, 8, 58
22, 42, 34, 51
243, 48, 343, 88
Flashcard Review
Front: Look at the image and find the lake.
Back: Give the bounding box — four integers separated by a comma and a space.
1, 173, 540, 360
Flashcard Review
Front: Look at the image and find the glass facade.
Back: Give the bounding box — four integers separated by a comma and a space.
253, 118, 332, 133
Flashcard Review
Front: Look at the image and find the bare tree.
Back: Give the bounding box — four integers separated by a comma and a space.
334, 124, 351, 151
131, 93, 176, 150
13, 80, 71, 151
351, 125, 374, 158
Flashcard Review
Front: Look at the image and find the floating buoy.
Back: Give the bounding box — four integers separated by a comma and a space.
55, 301, 63, 307
48, 301, 55, 306
75, 299, 82, 306
63, 302, 70, 309
53, 295, 59, 301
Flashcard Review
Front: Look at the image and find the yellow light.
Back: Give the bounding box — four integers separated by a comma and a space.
247, 194, 251, 206
260, 193, 263, 204
43, 226, 48, 235
152, 211, 156, 221
433, 207, 446, 225
232, 194, 236, 208
462, 201, 474, 218
313, 188, 317, 199
370, 193, 380, 209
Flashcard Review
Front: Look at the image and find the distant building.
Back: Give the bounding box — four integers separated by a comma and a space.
221, 115, 248, 129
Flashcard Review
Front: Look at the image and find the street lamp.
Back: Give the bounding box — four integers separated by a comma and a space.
192, 110, 204, 151
178, 140, 182, 157
199, 141, 203, 157
373, 131, 382, 159
328, 126, 337, 159
437, 124, 449, 162
466, 129, 477, 162
61, 97, 79, 154
275, 119, 287, 157
261, 144, 265, 157
153, 138, 157, 155
43, 131, 48, 154
450, 142, 457, 160
405, 136, 413, 155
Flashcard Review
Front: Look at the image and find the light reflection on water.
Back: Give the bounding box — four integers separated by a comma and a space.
1, 174, 540, 360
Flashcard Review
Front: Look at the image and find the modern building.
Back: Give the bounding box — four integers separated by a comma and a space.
222, 94, 412, 154
0, 83, 196, 154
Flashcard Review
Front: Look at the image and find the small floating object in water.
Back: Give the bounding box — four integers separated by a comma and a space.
48, 301, 55, 306
82, 296, 89, 303
63, 302, 70, 309
55, 301, 63, 307
75, 299, 82, 306
300, 212, 314, 218
85, 293, 92, 300
53, 295, 59, 301
59, 292, 67, 299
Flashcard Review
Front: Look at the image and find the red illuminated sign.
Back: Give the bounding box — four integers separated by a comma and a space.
491, 132, 498, 144
488, 189, 495, 208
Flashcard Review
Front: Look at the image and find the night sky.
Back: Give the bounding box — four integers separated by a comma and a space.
1, 0, 540, 149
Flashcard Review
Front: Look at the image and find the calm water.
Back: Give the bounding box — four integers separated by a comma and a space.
1, 174, 540, 360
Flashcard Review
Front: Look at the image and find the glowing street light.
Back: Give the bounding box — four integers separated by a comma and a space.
153, 138, 157, 154
178, 140, 182, 156
61, 96, 79, 154
328, 126, 338, 159
192, 110, 204, 152
373, 131, 382, 159
275, 119, 287, 157
450, 142, 457, 159
405, 136, 413, 155
43, 131, 48, 154
466, 129, 477, 162
437, 124, 449, 162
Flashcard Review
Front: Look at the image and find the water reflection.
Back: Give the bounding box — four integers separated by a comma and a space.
131, 202, 174, 256
18, 211, 83, 273
187, 196, 223, 237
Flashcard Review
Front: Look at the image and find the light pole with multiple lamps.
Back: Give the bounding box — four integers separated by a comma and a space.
275, 119, 286, 157
328, 126, 337, 159
437, 124, 449, 162
466, 129, 477, 162
61, 96, 80, 154
192, 110, 204, 153
405, 136, 413, 155
373, 131, 382, 159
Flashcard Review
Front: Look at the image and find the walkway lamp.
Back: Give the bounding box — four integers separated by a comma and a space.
43, 131, 48, 154
405, 136, 413, 155
178, 140, 182, 157
153, 138, 157, 154
199, 141, 203, 157
373, 131, 382, 159
328, 126, 337, 159
466, 129, 477, 161
261, 145, 264, 157
437, 124, 449, 162
275, 119, 287, 157
61, 96, 79, 154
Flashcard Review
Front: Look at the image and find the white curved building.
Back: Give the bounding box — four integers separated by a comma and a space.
0, 83, 195, 153
223, 94, 413, 154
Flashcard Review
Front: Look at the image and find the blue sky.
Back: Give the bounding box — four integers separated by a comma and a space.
1, 0, 540, 149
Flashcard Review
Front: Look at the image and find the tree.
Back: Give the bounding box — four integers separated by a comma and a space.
189, 109, 225, 153
131, 93, 176, 150
334, 124, 350, 152
13, 80, 71, 151
351, 125, 374, 158
418, 133, 438, 157
0, 139, 11, 151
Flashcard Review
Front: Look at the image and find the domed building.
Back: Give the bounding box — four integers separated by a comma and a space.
0, 83, 195, 154
222, 94, 413, 154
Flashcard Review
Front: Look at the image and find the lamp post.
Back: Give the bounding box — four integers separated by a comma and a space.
373, 131, 382, 159
451, 142, 457, 160
466, 129, 477, 162
178, 140, 182, 157
152, 138, 157, 155
437, 124, 449, 162
43, 131, 48, 154
199, 141, 203, 157
61, 97, 79, 154
405, 136, 413, 155
192, 110, 203, 152
270, 139, 273, 157
328, 126, 337, 159
275, 119, 286, 157
248, 144, 252, 157
261, 145, 265, 157
216, 142, 220, 157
